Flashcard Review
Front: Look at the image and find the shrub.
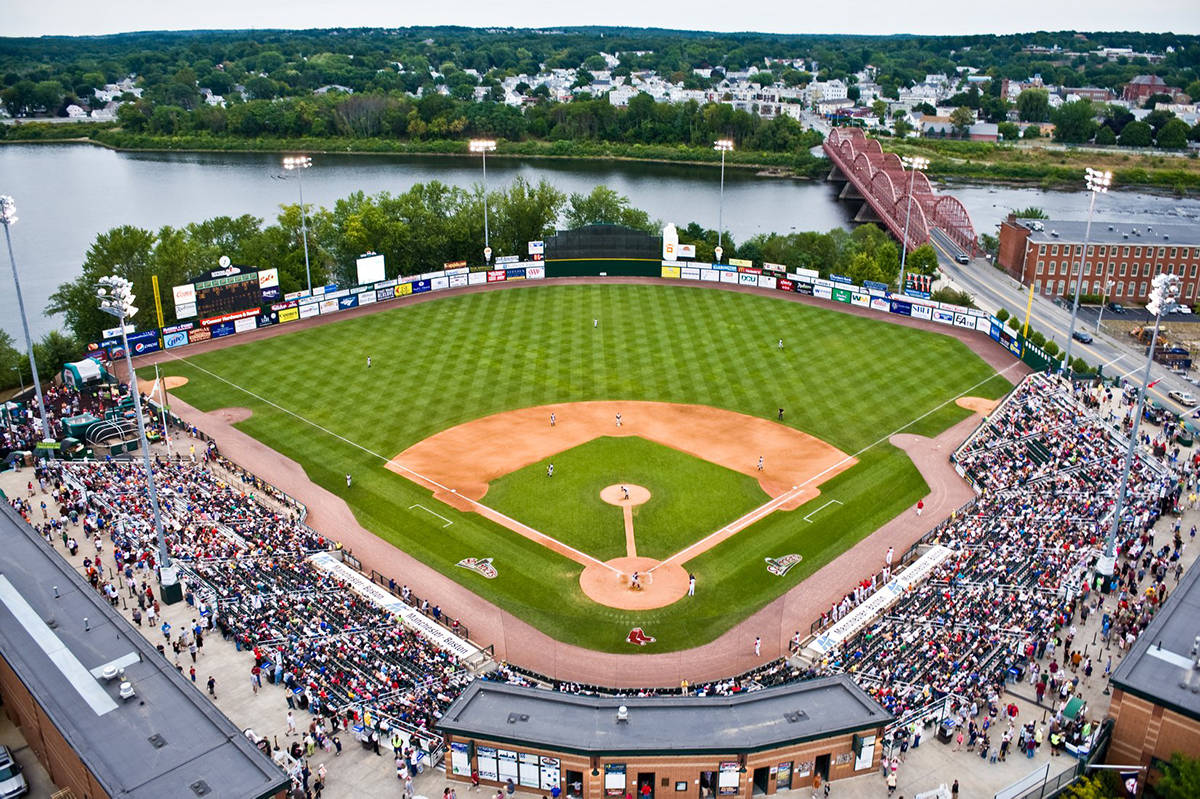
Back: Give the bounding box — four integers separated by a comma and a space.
995, 308, 1010, 322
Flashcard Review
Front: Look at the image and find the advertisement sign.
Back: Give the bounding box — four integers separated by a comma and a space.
256, 267, 279, 289
777, 279, 795, 292
505, 268, 526, 281
863, 280, 889, 293
164, 331, 189, 349
889, 299, 913, 317
790, 267, 820, 281
408, 279, 429, 294
814, 285, 833, 299
450, 742, 471, 778
444, 266, 469, 277
829, 273, 853, 285
188, 327, 212, 344
443, 260, 467, 270
718, 762, 740, 795
357, 291, 376, 306
319, 298, 340, 315
396, 282, 414, 297
728, 257, 753, 268
757, 275, 777, 290
208, 321, 233, 338
270, 301, 297, 312
700, 268, 720, 282
832, 287, 852, 303
850, 291, 871, 308
526, 265, 546, 280
431, 276, 450, 291
661, 265, 681, 279
498, 750, 519, 783
868, 297, 889, 312
737, 273, 758, 286
477, 747, 499, 782
449, 274, 469, 289
677, 243, 696, 259
494, 255, 521, 265
299, 302, 321, 319
910, 302, 933, 320
234, 316, 257, 334
975, 316, 991, 334
953, 311, 975, 329
175, 302, 197, 319
933, 308, 955, 325
419, 270, 446, 282
539, 757, 561, 791
519, 753, 541, 788
762, 262, 787, 275
719, 271, 738, 284
162, 321, 194, 334
255, 311, 278, 328
279, 307, 300, 323
527, 241, 544, 256
796, 282, 814, 296
172, 283, 196, 306
338, 295, 359, 310
370, 287, 392, 303
125, 330, 160, 355
468, 271, 488, 286
487, 270, 507, 283
603, 764, 626, 797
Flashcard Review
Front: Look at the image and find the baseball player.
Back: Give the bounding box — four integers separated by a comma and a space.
550, 411, 556, 427
547, 463, 554, 478
622, 486, 630, 500
345, 474, 352, 488
367, 355, 372, 368
615, 412, 622, 428
757, 455, 764, 472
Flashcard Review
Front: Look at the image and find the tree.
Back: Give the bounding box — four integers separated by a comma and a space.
1118, 120, 1153, 147
1157, 117, 1190, 149
565, 186, 655, 233
1052, 100, 1097, 143
490, 177, 565, 259
949, 106, 975, 133
1142, 92, 1171, 109
997, 121, 1020, 141
1012, 207, 1048, 219
871, 99, 887, 122
34, 330, 81, 378
1016, 88, 1050, 122
1022, 125, 1041, 139
904, 244, 939, 276
45, 225, 157, 343
1094, 126, 1116, 145
1159, 752, 1200, 799
1186, 81, 1200, 103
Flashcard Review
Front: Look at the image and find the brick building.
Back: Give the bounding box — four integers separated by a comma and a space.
996, 216, 1200, 306
439, 679, 891, 799
1122, 75, 1183, 105
1107, 558, 1200, 789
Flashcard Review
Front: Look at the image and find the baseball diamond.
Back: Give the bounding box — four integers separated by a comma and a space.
144, 280, 1015, 655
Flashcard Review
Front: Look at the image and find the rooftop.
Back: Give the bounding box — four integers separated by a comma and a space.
0, 501, 289, 799
1015, 218, 1200, 247
439, 677, 891, 755
1111, 558, 1200, 722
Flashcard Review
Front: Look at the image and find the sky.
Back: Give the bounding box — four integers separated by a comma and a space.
4, 0, 1199, 38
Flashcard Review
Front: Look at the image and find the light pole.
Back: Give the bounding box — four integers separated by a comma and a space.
1097, 273, 1178, 579
897, 156, 929, 296
11, 366, 23, 395
469, 139, 497, 264
282, 155, 313, 296
1063, 167, 1111, 372
1, 196, 53, 449
1096, 280, 1115, 333
97, 275, 178, 598
714, 139, 734, 263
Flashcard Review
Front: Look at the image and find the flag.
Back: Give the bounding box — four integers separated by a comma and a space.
1148, 379, 1162, 389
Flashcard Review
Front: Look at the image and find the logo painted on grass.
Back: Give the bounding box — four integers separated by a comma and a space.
765, 554, 803, 576
456, 557, 498, 579
626, 628, 656, 646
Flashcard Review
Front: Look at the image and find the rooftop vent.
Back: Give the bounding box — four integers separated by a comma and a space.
1108, 225, 1115, 231
616, 705, 629, 723
1124, 233, 1129, 239
1050, 231, 1059, 237
190, 780, 212, 796
506, 713, 529, 725
148, 733, 167, 748
784, 710, 809, 723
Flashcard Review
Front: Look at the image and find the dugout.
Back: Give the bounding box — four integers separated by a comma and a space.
438, 677, 891, 799
544, 224, 663, 277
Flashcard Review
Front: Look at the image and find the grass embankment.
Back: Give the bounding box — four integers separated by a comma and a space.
145, 283, 1009, 652
881, 137, 1200, 194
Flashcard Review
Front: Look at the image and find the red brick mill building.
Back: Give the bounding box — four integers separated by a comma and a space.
997, 216, 1200, 306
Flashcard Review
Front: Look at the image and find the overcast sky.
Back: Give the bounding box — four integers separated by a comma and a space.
5, 0, 1199, 38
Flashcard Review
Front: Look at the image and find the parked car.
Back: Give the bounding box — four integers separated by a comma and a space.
955, 253, 969, 264
0, 746, 28, 798
1106, 302, 1127, 314
1169, 390, 1199, 407
1071, 329, 1093, 344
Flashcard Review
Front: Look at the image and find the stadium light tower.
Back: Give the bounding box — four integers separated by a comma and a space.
714, 139, 734, 263
1097, 272, 1177, 579
97, 275, 176, 588
1, 196, 52, 450
1063, 167, 1111, 371
469, 139, 497, 263
897, 156, 929, 296
282, 155, 313, 296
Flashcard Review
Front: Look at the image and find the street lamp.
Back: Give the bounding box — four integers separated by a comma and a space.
10, 366, 23, 395
714, 139, 734, 260
469, 139, 497, 263
1096, 280, 1116, 332
897, 156, 929, 296
1097, 273, 1178, 579
1063, 167, 1112, 372
1, 196, 53, 450
282, 155, 313, 296
97, 275, 177, 594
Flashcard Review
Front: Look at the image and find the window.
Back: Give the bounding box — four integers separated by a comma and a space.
1058, 280, 1065, 294
1051, 245, 1059, 256
1158, 247, 1166, 257
1188, 284, 1195, 300
1140, 282, 1147, 296
1170, 247, 1177, 259
1134, 247, 1142, 257
1039, 245, 1047, 255
1033, 280, 1042, 294
1084, 262, 1092, 275
1097, 246, 1107, 257
1191, 265, 1197, 278
1120, 263, 1127, 276
1123, 247, 1130, 256
1109, 262, 1116, 275
1143, 264, 1152, 277
1115, 283, 1124, 297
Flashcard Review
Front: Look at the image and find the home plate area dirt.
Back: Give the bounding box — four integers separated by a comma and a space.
387, 401, 856, 610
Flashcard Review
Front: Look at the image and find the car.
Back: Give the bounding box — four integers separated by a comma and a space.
1185, 375, 1200, 387
955, 253, 969, 264
1071, 329, 1093, 344
1169, 390, 1199, 407
1176, 306, 1193, 315
0, 746, 28, 798
1105, 302, 1127, 314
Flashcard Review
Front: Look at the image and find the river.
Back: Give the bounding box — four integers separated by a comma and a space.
2, 142, 1199, 339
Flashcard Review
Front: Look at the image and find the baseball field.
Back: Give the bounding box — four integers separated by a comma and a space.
147, 282, 1010, 653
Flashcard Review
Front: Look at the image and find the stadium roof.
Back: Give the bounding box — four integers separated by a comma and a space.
1016, 219, 1200, 247
1111, 560, 1200, 723
0, 501, 289, 799
439, 676, 891, 755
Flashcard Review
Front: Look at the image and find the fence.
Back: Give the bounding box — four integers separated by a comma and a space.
368, 568, 472, 643
996, 719, 1114, 799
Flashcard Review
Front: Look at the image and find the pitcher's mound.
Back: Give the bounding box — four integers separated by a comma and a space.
957, 396, 1000, 415
579, 556, 690, 610
599, 484, 651, 507
164, 376, 189, 389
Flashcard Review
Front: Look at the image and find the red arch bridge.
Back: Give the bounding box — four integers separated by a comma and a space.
824, 128, 977, 258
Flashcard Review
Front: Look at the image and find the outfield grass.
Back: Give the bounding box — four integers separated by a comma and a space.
485, 436, 770, 562
150, 283, 1010, 652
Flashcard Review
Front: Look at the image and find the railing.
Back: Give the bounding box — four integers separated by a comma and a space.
367, 568, 471, 642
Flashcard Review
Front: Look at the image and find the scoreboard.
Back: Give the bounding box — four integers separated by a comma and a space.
194, 272, 264, 319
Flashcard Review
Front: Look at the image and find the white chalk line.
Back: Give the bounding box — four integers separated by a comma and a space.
409, 504, 454, 528
160, 351, 622, 574
803, 498, 843, 523
649, 362, 1023, 573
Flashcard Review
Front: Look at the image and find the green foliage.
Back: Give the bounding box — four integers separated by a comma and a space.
997, 121, 1020, 141
1064, 772, 1121, 799
994, 307, 1010, 322
1028, 330, 1046, 347
1053, 100, 1098, 143
1007, 316, 1021, 331
1043, 339, 1060, 357
1158, 118, 1191, 149
1158, 752, 1200, 799
1119, 120, 1153, 147
1017, 88, 1050, 122
565, 186, 657, 233
1023, 125, 1041, 139
1013, 206, 1048, 219
1095, 126, 1117, 145
904, 244, 939, 276
930, 287, 976, 308
949, 106, 975, 132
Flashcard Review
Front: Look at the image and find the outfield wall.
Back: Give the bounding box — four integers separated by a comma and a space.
95, 257, 1023, 363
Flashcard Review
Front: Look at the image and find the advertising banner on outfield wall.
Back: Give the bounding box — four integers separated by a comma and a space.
319, 299, 339, 315
431, 276, 450, 291
468, 271, 487, 286
127, 330, 161, 356
337, 295, 358, 310
953, 312, 975, 329
796, 282, 814, 296
933, 308, 955, 325
234, 316, 257, 334
720, 271, 739, 285
681, 266, 700, 281
737, 273, 757, 286
487, 270, 506, 283
870, 297, 891, 313
299, 302, 321, 320
975, 316, 991, 334
909, 302, 933, 320
777, 279, 795, 292
162, 321, 194, 334
700, 268, 720, 282
661, 265, 681, 279
889, 299, 913, 317
375, 287, 395, 303
449, 274, 469, 289
255, 311, 277, 328
505, 268, 526, 281
164, 330, 189, 349
211, 321, 236, 338
412, 279, 432, 294
832, 287, 852, 304
850, 292, 870, 308
526, 265, 546, 280
279, 307, 300, 323
357, 290, 377, 306
757, 275, 777, 290
814, 285, 833, 299
728, 258, 753, 268
188, 327, 212, 344
396, 282, 414, 297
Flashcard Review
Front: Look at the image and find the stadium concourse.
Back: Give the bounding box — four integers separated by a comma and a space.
3, 365, 1200, 795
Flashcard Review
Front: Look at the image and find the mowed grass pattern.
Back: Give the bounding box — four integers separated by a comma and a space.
153, 283, 1011, 652
485, 436, 771, 562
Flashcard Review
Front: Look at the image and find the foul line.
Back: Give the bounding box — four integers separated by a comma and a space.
410, 504, 454, 528
650, 361, 1024, 573
160, 351, 622, 575
803, 498, 843, 523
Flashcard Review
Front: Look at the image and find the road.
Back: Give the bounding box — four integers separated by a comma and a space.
927, 229, 1200, 415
